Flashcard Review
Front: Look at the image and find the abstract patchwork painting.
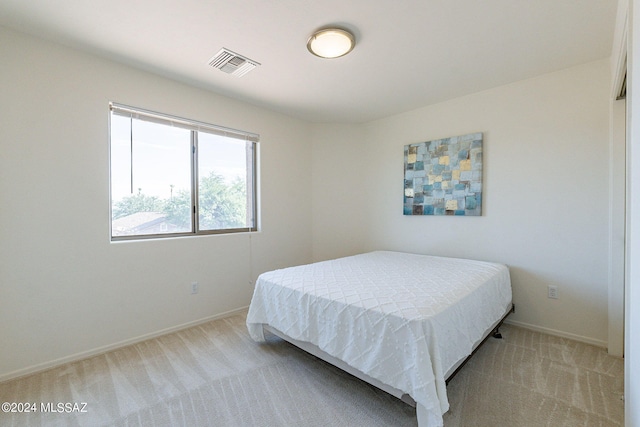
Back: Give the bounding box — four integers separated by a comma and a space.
404, 132, 483, 216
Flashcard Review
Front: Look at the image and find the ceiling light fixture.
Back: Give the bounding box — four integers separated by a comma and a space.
307, 28, 355, 59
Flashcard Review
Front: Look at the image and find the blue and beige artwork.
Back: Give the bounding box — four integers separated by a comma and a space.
404, 132, 482, 216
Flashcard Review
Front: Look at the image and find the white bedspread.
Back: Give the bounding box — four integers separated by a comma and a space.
246, 251, 512, 427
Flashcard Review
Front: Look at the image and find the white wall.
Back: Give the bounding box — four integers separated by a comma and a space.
0, 27, 313, 380
311, 123, 368, 261
0, 22, 617, 381
627, 0, 640, 423
312, 60, 612, 345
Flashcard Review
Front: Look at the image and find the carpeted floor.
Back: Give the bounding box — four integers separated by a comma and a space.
0, 311, 624, 426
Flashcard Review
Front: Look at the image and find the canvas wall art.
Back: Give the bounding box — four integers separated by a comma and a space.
404, 132, 482, 216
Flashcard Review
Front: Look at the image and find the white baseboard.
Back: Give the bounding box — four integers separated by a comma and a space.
0, 306, 249, 383
504, 319, 608, 349
2, 309, 611, 384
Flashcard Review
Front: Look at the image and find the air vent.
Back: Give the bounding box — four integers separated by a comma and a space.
208, 48, 260, 77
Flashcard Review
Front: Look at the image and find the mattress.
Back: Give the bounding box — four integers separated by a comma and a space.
246, 251, 512, 426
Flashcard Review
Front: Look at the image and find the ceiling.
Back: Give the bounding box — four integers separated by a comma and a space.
0, 0, 618, 123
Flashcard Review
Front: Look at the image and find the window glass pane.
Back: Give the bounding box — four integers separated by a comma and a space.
111, 116, 192, 237
197, 132, 252, 230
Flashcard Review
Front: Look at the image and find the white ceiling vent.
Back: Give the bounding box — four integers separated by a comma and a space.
208, 48, 260, 77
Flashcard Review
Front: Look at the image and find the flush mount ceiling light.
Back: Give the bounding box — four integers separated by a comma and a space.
307, 28, 355, 59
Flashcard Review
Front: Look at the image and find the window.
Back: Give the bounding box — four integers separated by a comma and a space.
109, 103, 258, 240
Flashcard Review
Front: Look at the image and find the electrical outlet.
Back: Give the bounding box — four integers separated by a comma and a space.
191, 282, 199, 294
547, 285, 558, 299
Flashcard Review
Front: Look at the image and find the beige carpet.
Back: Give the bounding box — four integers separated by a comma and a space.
0, 311, 623, 426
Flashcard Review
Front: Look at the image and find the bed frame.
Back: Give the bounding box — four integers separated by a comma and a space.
444, 303, 515, 386
264, 303, 515, 407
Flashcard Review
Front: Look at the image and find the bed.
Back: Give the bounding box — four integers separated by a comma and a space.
246, 251, 513, 427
